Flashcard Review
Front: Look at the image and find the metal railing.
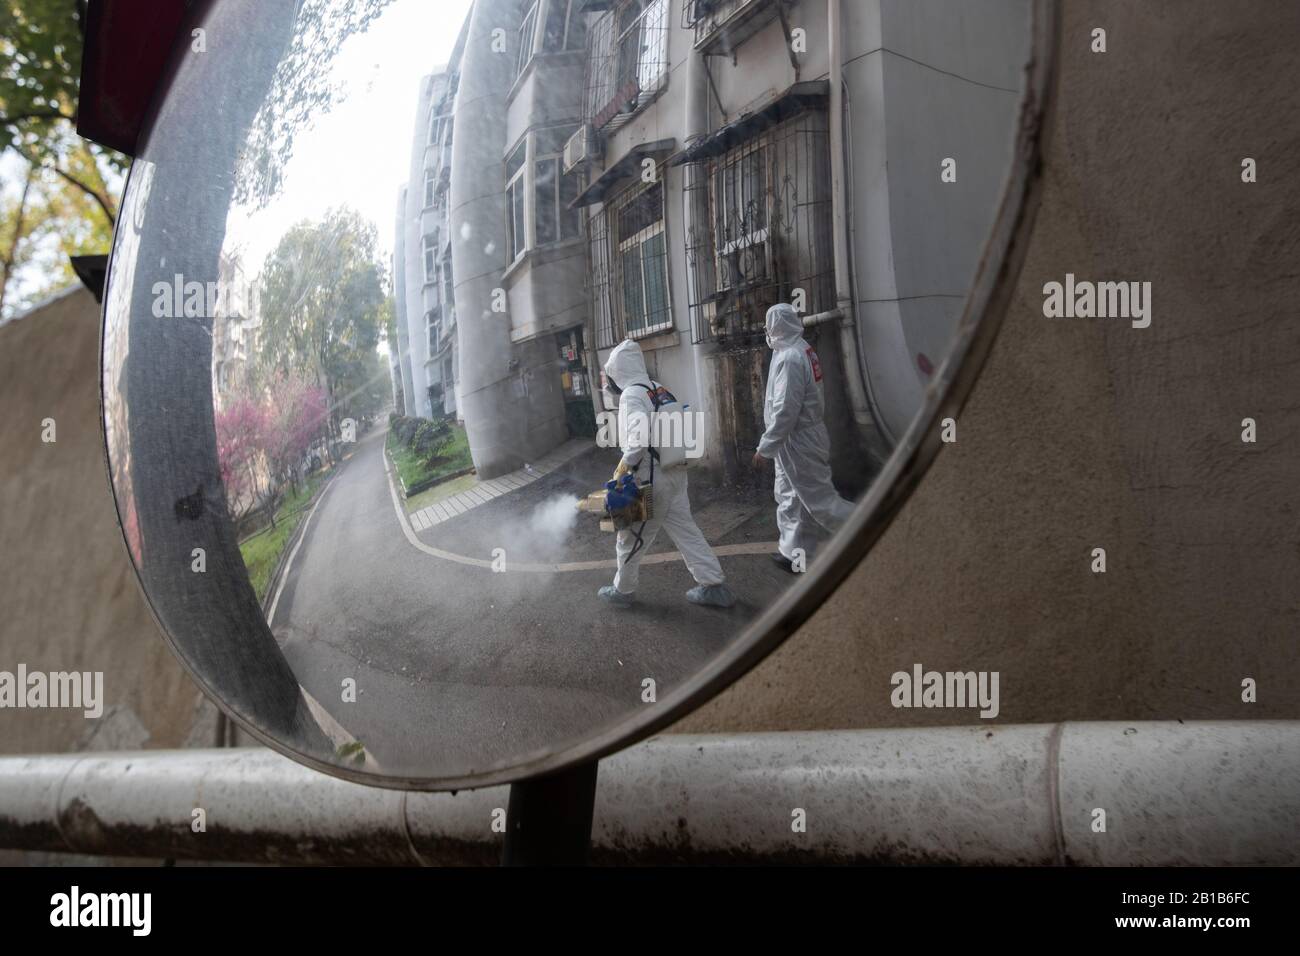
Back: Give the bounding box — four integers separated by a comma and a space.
3, 722, 1298, 865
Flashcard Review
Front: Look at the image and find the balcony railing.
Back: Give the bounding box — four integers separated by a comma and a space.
583, 0, 670, 134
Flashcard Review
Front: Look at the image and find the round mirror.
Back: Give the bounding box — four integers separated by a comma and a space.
102, 0, 1055, 788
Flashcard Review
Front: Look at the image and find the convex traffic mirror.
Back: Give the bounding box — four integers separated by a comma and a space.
102, 0, 1055, 788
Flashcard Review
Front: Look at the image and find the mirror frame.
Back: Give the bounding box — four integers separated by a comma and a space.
99, 0, 1060, 791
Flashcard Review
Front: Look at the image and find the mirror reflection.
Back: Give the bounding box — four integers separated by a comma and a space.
102, 0, 1034, 782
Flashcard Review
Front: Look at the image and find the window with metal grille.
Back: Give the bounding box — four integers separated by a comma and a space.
684, 109, 834, 345
584, 0, 669, 133
589, 179, 672, 349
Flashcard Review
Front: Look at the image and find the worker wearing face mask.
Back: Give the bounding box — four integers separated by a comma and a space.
752, 303, 855, 572
598, 339, 735, 609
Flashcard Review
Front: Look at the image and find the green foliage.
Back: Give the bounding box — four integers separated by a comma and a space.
237, 469, 328, 602
385, 418, 472, 493
410, 418, 453, 465
1, 0, 86, 157
257, 207, 388, 435
234, 0, 396, 210
1, 0, 121, 318
336, 741, 366, 765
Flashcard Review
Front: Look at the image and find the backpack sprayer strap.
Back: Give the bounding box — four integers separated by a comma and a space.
614, 384, 663, 567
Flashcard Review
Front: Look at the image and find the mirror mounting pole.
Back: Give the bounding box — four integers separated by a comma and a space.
501, 760, 599, 866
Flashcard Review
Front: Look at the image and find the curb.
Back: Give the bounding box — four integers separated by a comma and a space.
258, 469, 338, 614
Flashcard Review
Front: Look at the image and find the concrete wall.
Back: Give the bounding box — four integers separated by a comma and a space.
393, 189, 415, 416
0, 288, 210, 756
450, 0, 569, 477
677, 0, 1300, 732
851, 0, 1029, 441
402, 75, 442, 420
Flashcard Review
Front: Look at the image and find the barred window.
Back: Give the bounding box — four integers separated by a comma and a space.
590, 179, 672, 348
684, 109, 834, 345
584, 0, 669, 133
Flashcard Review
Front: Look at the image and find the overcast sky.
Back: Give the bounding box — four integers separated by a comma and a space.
224, 0, 473, 283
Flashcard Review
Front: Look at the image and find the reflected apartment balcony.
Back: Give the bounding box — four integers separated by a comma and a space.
583, 0, 670, 134
687, 0, 785, 56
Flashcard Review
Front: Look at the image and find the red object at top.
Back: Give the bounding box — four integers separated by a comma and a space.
77, 0, 190, 156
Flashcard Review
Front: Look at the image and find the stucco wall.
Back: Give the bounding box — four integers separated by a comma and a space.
676, 0, 1300, 732
0, 288, 210, 756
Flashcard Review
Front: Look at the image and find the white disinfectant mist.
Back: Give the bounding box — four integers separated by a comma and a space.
490, 490, 584, 566
527, 494, 581, 545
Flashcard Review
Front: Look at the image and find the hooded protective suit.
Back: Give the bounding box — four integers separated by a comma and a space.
603, 339, 724, 595
757, 303, 855, 562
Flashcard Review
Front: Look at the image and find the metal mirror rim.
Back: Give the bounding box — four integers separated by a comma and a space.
99, 0, 1060, 792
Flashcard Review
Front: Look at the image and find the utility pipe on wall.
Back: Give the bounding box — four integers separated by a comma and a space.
827, 0, 879, 442
2, 723, 1296, 865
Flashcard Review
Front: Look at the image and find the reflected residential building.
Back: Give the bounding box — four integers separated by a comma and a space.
565, 0, 1027, 484
394, 27, 468, 423
392, 187, 416, 416
385, 323, 405, 415
210, 251, 262, 411
446, 0, 591, 477
414, 0, 1024, 482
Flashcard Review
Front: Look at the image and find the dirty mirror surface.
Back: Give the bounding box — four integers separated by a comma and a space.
102, 0, 1035, 784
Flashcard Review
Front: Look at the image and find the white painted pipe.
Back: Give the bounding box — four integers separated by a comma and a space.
1, 723, 1296, 865
827, 0, 876, 439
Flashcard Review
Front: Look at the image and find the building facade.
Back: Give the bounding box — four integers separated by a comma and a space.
408, 0, 1026, 482
395, 60, 463, 423
210, 251, 261, 411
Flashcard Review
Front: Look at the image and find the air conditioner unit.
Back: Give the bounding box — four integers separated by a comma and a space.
563, 125, 600, 174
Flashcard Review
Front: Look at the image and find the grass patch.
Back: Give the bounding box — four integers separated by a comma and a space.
386, 422, 473, 492
239, 471, 328, 603
405, 471, 478, 513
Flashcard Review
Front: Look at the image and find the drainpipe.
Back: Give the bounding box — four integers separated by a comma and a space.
684, 27, 712, 459
828, 0, 877, 443
2, 723, 1297, 865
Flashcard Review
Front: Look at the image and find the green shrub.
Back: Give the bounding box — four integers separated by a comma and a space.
391, 415, 421, 446
411, 418, 453, 464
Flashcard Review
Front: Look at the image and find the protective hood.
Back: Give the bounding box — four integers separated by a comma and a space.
765, 303, 804, 349
604, 338, 650, 390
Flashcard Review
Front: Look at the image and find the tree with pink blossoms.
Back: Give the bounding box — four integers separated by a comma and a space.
263, 369, 329, 502
215, 395, 268, 522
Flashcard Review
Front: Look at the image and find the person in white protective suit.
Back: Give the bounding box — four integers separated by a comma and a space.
752, 303, 856, 572
598, 339, 736, 609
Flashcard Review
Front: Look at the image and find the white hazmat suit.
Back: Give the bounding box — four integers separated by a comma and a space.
601, 340, 731, 606
757, 303, 855, 564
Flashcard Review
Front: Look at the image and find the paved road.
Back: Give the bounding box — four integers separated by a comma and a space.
270, 425, 803, 779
